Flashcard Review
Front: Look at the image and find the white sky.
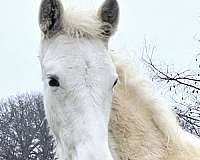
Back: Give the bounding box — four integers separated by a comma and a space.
0, 0, 200, 98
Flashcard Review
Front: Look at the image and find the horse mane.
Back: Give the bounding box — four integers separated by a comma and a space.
109, 51, 200, 160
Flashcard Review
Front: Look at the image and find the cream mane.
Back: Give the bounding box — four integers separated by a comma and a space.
109, 51, 200, 160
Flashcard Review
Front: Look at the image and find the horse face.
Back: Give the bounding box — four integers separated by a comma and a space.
39, 0, 119, 160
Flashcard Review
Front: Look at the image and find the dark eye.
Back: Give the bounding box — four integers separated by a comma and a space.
113, 78, 118, 88
48, 77, 60, 87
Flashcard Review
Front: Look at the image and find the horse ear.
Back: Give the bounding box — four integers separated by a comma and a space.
98, 0, 119, 38
39, 0, 64, 38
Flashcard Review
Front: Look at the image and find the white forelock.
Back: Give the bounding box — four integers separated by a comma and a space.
52, 8, 111, 39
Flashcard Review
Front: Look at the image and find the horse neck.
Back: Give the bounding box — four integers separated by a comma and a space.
108, 55, 182, 159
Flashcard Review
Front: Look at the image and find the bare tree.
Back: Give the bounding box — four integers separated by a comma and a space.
0, 93, 56, 160
142, 45, 200, 136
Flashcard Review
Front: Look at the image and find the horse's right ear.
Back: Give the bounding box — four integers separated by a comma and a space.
39, 0, 64, 38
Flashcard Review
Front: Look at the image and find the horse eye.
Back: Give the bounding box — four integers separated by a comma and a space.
48, 77, 60, 87
113, 78, 118, 88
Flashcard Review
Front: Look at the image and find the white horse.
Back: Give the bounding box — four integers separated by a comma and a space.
38, 0, 200, 160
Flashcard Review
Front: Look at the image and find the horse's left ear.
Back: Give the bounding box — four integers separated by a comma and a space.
98, 0, 119, 38
39, 0, 64, 38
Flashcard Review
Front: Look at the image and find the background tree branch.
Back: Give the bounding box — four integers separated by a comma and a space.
142, 44, 200, 136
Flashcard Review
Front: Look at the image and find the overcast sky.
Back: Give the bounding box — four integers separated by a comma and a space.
0, 0, 200, 98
